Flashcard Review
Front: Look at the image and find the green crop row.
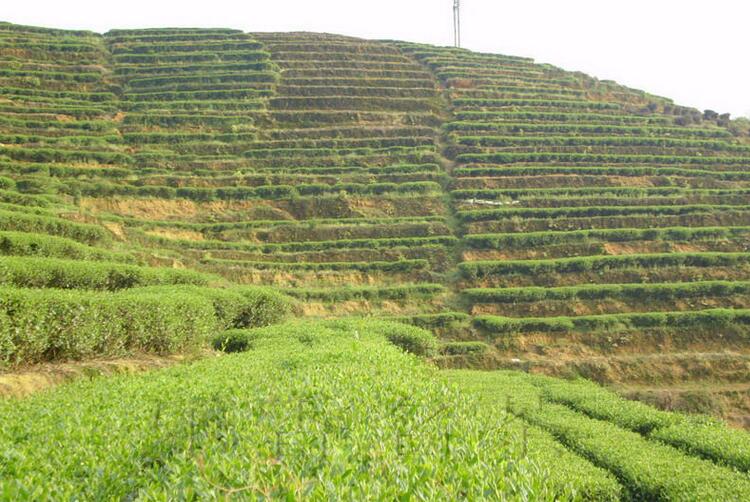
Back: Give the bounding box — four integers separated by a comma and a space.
531, 376, 750, 472
0, 188, 46, 207
457, 152, 750, 165
105, 27, 241, 36
121, 112, 255, 127
172, 235, 458, 254
0, 86, 116, 102
0, 284, 291, 366
473, 308, 750, 334
443, 121, 732, 137
386, 312, 471, 330
205, 258, 430, 273
69, 181, 441, 201
0, 209, 110, 244
0, 116, 115, 132
456, 135, 748, 151
458, 204, 746, 222
454, 186, 750, 199
124, 70, 277, 89
284, 283, 444, 302
464, 226, 750, 249
0, 146, 131, 165
440, 370, 623, 500
464, 280, 750, 304
521, 401, 750, 500
114, 61, 272, 77
452, 164, 750, 180
125, 88, 271, 102
0, 133, 122, 146
111, 50, 275, 64
460, 252, 750, 278
0, 256, 216, 290
453, 98, 621, 110
0, 231, 132, 262
0, 21, 97, 37
453, 110, 675, 124
269, 96, 438, 112
110, 40, 265, 55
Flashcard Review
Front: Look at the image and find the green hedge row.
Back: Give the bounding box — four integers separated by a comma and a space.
0, 284, 292, 366
69, 181, 441, 201
206, 258, 430, 273
452, 164, 750, 180
521, 402, 750, 500
453, 110, 675, 125
0, 209, 110, 244
284, 283, 444, 302
453, 98, 621, 110
464, 280, 750, 304
456, 135, 748, 152
444, 121, 731, 137
0, 231, 132, 262
532, 376, 750, 472
0, 256, 216, 290
457, 152, 750, 165
463, 227, 750, 250
458, 204, 745, 222
110, 40, 265, 55
473, 308, 750, 334
459, 252, 750, 278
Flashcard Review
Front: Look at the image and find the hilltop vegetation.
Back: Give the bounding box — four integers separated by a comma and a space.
1, 20, 750, 498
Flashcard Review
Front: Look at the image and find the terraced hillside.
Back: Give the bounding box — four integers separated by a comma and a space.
397, 43, 750, 423
3, 20, 750, 499
2, 22, 750, 425
0, 23, 293, 369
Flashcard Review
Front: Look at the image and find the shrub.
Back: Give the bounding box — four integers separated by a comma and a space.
211, 328, 258, 353
0, 285, 293, 366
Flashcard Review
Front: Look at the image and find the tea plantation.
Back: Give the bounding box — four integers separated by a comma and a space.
1, 21, 750, 498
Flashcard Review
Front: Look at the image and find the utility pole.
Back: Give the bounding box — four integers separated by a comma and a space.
453, 0, 461, 48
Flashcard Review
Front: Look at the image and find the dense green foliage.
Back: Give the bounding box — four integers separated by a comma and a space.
0, 285, 292, 366
0, 256, 216, 290
0, 321, 570, 499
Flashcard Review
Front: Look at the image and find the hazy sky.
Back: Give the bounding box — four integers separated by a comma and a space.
5, 0, 749, 118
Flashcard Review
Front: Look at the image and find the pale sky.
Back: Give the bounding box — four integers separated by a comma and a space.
5, 0, 749, 118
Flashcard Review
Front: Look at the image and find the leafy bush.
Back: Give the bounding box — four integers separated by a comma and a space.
0, 256, 216, 290
211, 328, 259, 353
0, 284, 292, 366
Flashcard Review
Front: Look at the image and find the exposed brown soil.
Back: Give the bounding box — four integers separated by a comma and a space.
0, 351, 212, 399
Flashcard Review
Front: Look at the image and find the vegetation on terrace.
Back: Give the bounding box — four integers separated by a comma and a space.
1, 20, 750, 496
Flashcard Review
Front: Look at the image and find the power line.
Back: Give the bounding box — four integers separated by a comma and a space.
453, 0, 461, 48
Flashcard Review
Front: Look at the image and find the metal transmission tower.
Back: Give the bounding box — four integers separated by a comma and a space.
453, 0, 461, 48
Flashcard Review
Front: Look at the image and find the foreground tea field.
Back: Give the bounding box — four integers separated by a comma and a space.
4, 319, 750, 500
